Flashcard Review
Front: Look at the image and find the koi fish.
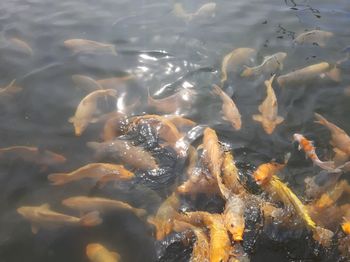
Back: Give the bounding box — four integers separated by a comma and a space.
222, 151, 245, 195
314, 113, 350, 157
0, 79, 22, 97
223, 194, 245, 241
252, 75, 284, 134
203, 128, 223, 181
101, 112, 127, 141
48, 163, 134, 186
17, 204, 102, 234
86, 243, 120, 262
253, 161, 286, 185
221, 47, 256, 84
0, 146, 66, 166
163, 115, 196, 130
173, 2, 216, 22
9, 37, 33, 56
277, 62, 338, 87
147, 88, 195, 114
69, 89, 117, 136
213, 85, 242, 130
241, 52, 287, 77
342, 220, 350, 235
87, 139, 158, 170
293, 133, 337, 171
64, 39, 117, 55
147, 193, 180, 240
62, 196, 146, 218
294, 30, 333, 47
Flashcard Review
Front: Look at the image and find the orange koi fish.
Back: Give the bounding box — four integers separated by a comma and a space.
86, 243, 120, 262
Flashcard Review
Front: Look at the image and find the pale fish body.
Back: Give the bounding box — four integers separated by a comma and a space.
9, 38, 33, 56
277, 62, 330, 87
252, 75, 284, 134
148, 88, 195, 114
64, 39, 117, 55
0, 79, 22, 97
173, 2, 216, 22
223, 194, 245, 241
147, 193, 180, 240
48, 163, 134, 185
86, 243, 120, 262
17, 204, 101, 234
241, 52, 287, 77
62, 196, 146, 217
203, 128, 223, 180
69, 89, 117, 136
222, 151, 245, 195
213, 85, 241, 130
221, 47, 256, 83
72, 75, 104, 92
314, 113, 350, 156
294, 30, 333, 47
87, 139, 158, 170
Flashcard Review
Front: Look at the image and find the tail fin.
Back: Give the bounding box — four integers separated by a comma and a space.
212, 84, 222, 97
47, 173, 69, 185
240, 66, 253, 77
315, 160, 338, 172
325, 67, 341, 82
80, 211, 102, 226
314, 113, 328, 126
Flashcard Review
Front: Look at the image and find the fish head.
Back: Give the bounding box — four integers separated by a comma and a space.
253, 163, 278, 185
74, 120, 88, 136
342, 221, 350, 235
86, 243, 104, 259
17, 206, 30, 217
293, 133, 303, 143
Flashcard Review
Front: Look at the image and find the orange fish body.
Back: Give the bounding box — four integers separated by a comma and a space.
253, 162, 285, 186
203, 128, 223, 180
86, 243, 120, 262
48, 163, 134, 186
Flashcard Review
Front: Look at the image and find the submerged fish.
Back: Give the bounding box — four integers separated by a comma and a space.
17, 204, 101, 234
173, 2, 216, 22
101, 112, 127, 141
62, 196, 146, 217
222, 151, 245, 195
86, 243, 120, 262
163, 115, 196, 130
147, 193, 180, 240
87, 139, 158, 170
148, 88, 195, 114
213, 85, 242, 130
9, 37, 33, 56
294, 30, 333, 47
277, 62, 339, 87
253, 161, 286, 185
64, 39, 117, 55
293, 133, 337, 172
221, 47, 256, 84
203, 128, 223, 182
48, 163, 134, 185
72, 75, 133, 92
0, 146, 66, 166
69, 89, 117, 136
241, 52, 287, 77
314, 113, 350, 157
223, 194, 245, 241
252, 75, 284, 134
0, 79, 22, 97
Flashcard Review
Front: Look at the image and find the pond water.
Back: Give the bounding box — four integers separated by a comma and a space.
0, 0, 349, 261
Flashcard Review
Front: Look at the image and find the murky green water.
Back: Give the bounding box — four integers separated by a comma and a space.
0, 0, 349, 261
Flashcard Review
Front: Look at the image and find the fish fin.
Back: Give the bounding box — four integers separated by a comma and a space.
135, 208, 147, 218
39, 203, 50, 209
5, 80, 22, 94
31, 224, 39, 234
240, 66, 253, 77
80, 211, 102, 226
47, 173, 68, 185
196, 144, 203, 150
89, 117, 100, 124
111, 252, 121, 260
68, 117, 75, 123
275, 116, 284, 124
314, 113, 327, 125
147, 216, 156, 226
315, 160, 336, 172
252, 114, 263, 122
212, 84, 222, 97
72, 75, 103, 91
325, 67, 341, 82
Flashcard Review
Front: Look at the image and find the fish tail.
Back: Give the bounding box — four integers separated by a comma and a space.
325, 67, 341, 82
240, 66, 253, 77
315, 159, 337, 172
212, 84, 222, 96
80, 211, 102, 226
47, 173, 69, 185
314, 113, 328, 126
6, 80, 22, 94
